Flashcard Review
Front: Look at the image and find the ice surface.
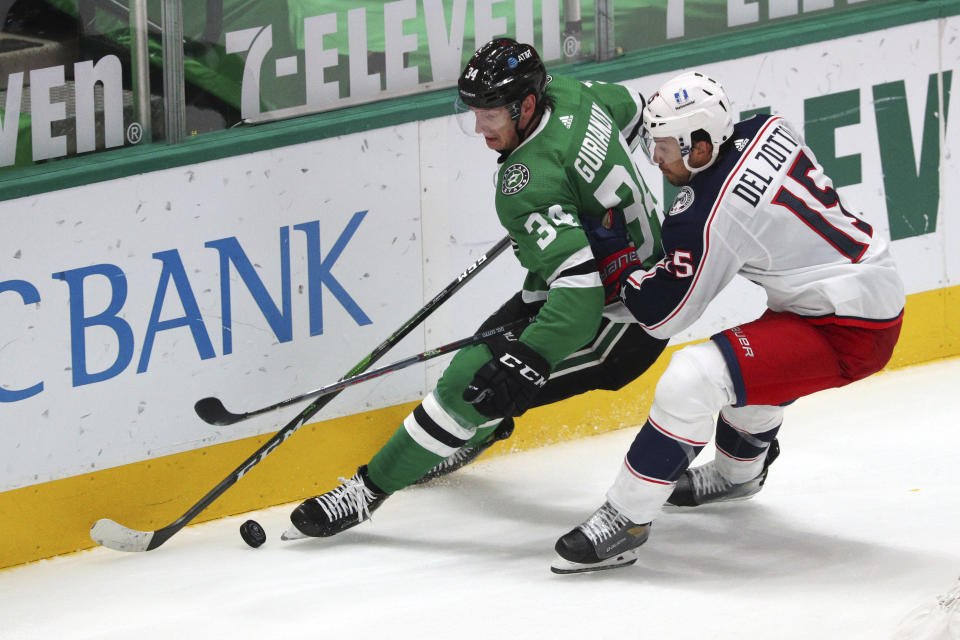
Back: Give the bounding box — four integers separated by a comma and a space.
1, 358, 959, 640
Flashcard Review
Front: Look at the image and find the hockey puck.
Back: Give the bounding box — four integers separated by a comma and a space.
240, 519, 266, 548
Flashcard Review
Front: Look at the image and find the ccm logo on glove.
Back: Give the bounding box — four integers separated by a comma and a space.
498, 353, 548, 387
463, 335, 550, 419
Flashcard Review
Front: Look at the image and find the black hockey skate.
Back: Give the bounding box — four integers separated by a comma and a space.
668, 438, 780, 507
414, 417, 515, 484
287, 465, 388, 538
551, 501, 651, 574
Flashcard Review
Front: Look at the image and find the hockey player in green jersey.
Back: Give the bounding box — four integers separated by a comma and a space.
286, 38, 668, 541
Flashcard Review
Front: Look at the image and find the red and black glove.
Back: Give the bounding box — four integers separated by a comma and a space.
463, 332, 550, 419
581, 207, 643, 303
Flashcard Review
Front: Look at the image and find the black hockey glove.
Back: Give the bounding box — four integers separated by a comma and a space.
463, 333, 550, 419
475, 291, 543, 335
581, 207, 643, 304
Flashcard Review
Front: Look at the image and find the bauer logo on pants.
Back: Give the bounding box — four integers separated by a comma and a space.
501, 164, 530, 195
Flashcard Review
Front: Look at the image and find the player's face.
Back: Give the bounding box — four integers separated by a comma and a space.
471, 106, 519, 152
649, 137, 692, 186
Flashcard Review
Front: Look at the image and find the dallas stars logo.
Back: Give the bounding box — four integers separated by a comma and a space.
501, 163, 530, 195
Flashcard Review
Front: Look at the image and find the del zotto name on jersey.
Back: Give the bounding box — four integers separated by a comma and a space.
732, 123, 801, 207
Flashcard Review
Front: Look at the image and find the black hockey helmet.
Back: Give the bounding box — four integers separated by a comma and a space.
458, 38, 546, 120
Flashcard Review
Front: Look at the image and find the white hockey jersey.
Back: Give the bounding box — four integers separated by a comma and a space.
619, 115, 905, 340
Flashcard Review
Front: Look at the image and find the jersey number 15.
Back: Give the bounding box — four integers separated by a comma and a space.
771, 151, 874, 263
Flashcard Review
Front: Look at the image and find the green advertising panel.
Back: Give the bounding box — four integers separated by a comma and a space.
611, 0, 904, 53
2, 0, 921, 175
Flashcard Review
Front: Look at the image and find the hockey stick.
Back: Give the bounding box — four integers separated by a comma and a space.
197, 317, 532, 430
90, 237, 512, 552
91, 317, 529, 552
196, 236, 510, 426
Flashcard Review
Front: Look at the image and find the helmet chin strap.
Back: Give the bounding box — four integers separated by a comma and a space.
681, 143, 720, 177
682, 156, 708, 177
498, 98, 543, 163
515, 114, 539, 143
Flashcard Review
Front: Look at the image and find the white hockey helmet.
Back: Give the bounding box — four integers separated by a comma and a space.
640, 72, 734, 176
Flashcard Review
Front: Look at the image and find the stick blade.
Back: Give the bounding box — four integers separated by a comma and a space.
194, 397, 241, 425
90, 518, 156, 552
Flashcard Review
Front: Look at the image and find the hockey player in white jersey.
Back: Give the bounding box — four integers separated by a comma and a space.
551, 72, 905, 574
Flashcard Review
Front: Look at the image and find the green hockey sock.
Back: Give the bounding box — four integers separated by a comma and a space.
367, 426, 445, 493
465, 423, 497, 447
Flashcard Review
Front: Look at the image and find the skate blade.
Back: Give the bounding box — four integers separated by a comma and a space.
549, 548, 639, 575
280, 525, 310, 541
664, 491, 762, 512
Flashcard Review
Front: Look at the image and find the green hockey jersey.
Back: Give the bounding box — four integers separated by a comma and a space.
494, 73, 663, 367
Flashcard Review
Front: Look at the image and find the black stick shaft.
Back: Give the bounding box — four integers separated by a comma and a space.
146, 318, 525, 550
195, 237, 511, 425
110, 236, 512, 551
279, 316, 531, 404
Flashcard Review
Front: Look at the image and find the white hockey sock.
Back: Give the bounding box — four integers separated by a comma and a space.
606, 459, 676, 525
